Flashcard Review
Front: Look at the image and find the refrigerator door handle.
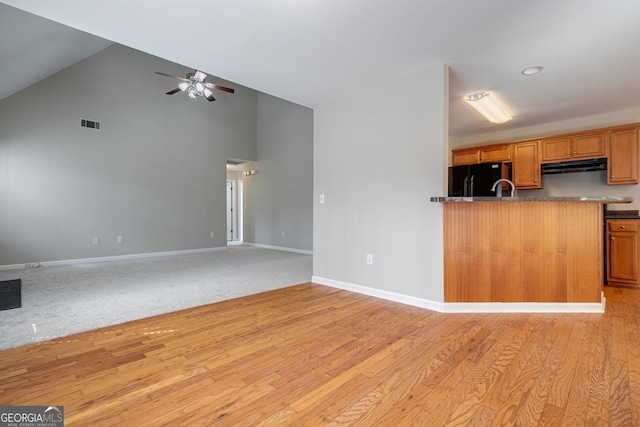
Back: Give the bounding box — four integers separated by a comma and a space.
470, 175, 475, 197
463, 176, 469, 197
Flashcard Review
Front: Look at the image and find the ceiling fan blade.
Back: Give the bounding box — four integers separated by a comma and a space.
203, 82, 235, 93
193, 71, 207, 82
165, 88, 181, 95
204, 93, 216, 102
155, 71, 189, 82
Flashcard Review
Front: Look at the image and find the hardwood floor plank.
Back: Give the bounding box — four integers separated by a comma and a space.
513, 320, 575, 426
467, 405, 498, 426
489, 336, 555, 425
558, 311, 604, 425
412, 323, 520, 426
625, 332, 640, 427
609, 358, 634, 426
483, 314, 548, 410
0, 283, 638, 426
585, 312, 612, 425
311, 335, 441, 426
379, 318, 495, 426
545, 317, 586, 409
537, 402, 564, 427
441, 318, 534, 426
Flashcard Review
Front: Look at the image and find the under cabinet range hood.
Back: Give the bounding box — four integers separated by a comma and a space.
541, 157, 607, 175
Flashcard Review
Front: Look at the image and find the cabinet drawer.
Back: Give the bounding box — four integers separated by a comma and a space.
608, 220, 639, 232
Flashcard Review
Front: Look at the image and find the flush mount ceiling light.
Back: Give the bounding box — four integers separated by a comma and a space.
463, 91, 513, 124
521, 66, 544, 75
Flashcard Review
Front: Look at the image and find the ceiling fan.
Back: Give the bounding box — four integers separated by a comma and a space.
155, 70, 234, 102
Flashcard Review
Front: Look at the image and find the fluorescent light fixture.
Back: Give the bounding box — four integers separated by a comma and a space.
463, 91, 513, 124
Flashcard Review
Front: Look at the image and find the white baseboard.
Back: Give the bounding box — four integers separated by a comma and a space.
312, 276, 606, 313
246, 243, 312, 255
0, 247, 229, 271
441, 299, 605, 313
0, 263, 28, 271
312, 276, 445, 312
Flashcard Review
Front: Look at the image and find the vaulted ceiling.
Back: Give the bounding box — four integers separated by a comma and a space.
2, 0, 640, 139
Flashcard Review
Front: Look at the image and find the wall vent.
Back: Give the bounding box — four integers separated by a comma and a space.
81, 119, 101, 130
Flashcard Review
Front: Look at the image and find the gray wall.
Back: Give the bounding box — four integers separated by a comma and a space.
313, 63, 448, 302
242, 93, 313, 251
451, 107, 640, 211
0, 45, 258, 265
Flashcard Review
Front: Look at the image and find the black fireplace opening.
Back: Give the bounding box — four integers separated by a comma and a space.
0, 279, 22, 311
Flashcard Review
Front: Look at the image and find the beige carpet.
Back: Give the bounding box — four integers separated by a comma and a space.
0, 246, 312, 350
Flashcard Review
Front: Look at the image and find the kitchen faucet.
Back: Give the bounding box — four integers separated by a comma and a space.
491, 178, 516, 197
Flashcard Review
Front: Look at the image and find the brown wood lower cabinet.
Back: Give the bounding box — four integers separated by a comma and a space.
443, 201, 605, 303
607, 219, 640, 286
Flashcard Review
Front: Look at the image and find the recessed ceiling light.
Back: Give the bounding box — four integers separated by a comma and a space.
521, 66, 544, 75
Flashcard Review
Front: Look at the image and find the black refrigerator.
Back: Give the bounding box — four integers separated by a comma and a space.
448, 162, 505, 197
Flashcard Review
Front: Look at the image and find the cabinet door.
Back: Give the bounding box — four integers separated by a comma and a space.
571, 132, 606, 159
609, 128, 639, 185
479, 145, 511, 163
607, 220, 639, 284
541, 137, 572, 162
451, 148, 479, 166
512, 141, 541, 188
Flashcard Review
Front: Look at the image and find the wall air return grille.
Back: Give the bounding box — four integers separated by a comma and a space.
81, 119, 101, 130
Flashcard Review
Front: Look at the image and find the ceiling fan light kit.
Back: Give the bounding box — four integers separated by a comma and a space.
155, 70, 235, 102
463, 91, 513, 124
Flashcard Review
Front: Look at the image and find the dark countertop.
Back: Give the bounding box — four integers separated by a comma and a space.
606, 209, 640, 219
431, 196, 633, 203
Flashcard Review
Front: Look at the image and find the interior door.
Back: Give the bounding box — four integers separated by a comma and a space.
226, 180, 234, 241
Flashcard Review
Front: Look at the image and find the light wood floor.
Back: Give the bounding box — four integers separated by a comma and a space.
0, 283, 638, 426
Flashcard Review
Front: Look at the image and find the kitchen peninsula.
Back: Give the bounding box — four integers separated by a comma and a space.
431, 196, 632, 311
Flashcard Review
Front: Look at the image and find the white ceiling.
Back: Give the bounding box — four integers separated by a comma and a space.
2, 0, 640, 139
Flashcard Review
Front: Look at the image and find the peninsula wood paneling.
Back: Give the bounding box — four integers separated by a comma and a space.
566, 202, 604, 302
444, 202, 604, 303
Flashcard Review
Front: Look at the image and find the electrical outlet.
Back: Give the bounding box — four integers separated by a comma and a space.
319, 194, 325, 204
92, 237, 99, 245
117, 236, 124, 244
367, 254, 373, 265
281, 231, 285, 237
210, 232, 215, 238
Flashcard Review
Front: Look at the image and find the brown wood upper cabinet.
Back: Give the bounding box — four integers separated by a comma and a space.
451, 144, 511, 166
540, 132, 606, 163
608, 126, 639, 185
450, 123, 639, 188
512, 141, 541, 189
